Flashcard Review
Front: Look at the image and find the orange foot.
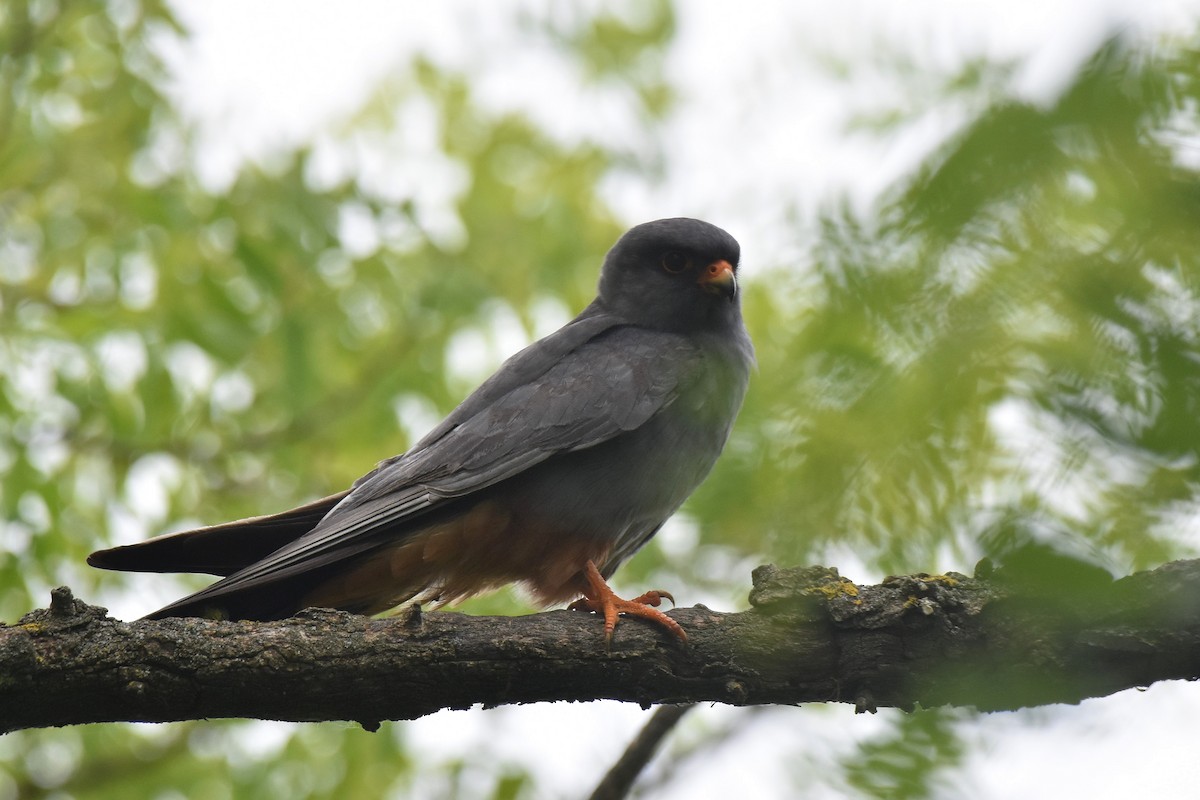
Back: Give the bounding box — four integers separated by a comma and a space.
568, 560, 687, 644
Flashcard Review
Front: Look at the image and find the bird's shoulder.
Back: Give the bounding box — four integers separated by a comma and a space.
419, 305, 619, 447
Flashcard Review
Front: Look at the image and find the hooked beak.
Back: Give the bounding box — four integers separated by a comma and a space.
698, 259, 737, 300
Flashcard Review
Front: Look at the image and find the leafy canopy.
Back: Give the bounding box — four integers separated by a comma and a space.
3, 1, 1200, 797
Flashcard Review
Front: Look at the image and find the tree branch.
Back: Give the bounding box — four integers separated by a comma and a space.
4, 558, 1200, 733
588, 703, 694, 800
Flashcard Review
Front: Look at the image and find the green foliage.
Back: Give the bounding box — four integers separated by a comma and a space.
698, 35, 1200, 581
4, 0, 1200, 797
839, 709, 966, 799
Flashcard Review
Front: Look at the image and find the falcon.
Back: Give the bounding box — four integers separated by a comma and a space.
89, 218, 754, 642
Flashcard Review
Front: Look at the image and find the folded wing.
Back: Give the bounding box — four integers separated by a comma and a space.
137, 321, 701, 619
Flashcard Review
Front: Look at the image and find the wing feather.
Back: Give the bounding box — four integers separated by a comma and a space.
147, 320, 702, 616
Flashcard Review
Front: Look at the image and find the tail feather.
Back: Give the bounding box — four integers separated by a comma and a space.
141, 564, 357, 621
87, 491, 348, 577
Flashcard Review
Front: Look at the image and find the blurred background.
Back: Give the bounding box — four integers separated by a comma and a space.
4, 0, 1200, 797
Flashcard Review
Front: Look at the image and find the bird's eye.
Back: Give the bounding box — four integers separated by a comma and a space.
661, 251, 690, 273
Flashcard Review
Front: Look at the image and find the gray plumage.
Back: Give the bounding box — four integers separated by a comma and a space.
89, 218, 753, 622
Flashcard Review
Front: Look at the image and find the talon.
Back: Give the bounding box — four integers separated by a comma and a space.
629, 589, 675, 608
571, 560, 687, 643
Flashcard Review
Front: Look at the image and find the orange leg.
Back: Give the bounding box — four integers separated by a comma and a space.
568, 560, 687, 643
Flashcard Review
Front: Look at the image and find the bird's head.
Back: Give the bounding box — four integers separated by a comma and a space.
597, 218, 743, 332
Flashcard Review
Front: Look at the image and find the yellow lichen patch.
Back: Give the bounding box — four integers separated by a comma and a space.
902, 596, 937, 615
916, 574, 959, 587
813, 578, 860, 601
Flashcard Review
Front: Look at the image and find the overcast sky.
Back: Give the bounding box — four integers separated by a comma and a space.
168, 1, 1200, 265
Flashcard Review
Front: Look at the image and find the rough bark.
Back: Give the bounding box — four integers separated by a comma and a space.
4, 558, 1200, 733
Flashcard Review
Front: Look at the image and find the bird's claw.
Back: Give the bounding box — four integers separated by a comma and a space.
628, 589, 675, 608
570, 561, 687, 644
